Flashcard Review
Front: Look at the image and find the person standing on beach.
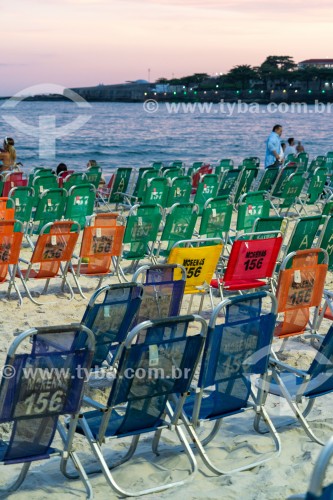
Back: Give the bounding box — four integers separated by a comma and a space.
0, 137, 17, 172
264, 125, 283, 168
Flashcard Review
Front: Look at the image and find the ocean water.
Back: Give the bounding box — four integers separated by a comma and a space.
0, 100, 332, 176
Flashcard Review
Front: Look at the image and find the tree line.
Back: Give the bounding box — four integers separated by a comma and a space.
155, 56, 333, 91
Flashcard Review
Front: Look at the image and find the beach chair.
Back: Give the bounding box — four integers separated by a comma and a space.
63, 315, 207, 497
64, 184, 96, 228
256, 166, 279, 192
274, 248, 328, 341
1, 171, 27, 197
190, 162, 212, 193
270, 172, 306, 216
142, 176, 169, 206
165, 175, 192, 207
210, 232, 283, 299
80, 282, 143, 372
154, 202, 198, 259
167, 237, 223, 312
289, 436, 333, 499
234, 191, 271, 237
57, 169, 74, 187
297, 167, 328, 214
259, 323, 333, 446
193, 174, 218, 214
120, 203, 163, 275
232, 165, 258, 204
269, 164, 297, 198
63, 172, 88, 190
30, 187, 67, 234
198, 196, 233, 247
317, 215, 333, 270
161, 166, 184, 180
177, 292, 281, 474
70, 213, 125, 298
0, 219, 24, 304
132, 263, 186, 324
217, 168, 241, 197
31, 174, 58, 206
8, 186, 34, 229
85, 165, 102, 189
0, 323, 95, 498
279, 215, 324, 263
319, 192, 333, 216
17, 220, 80, 305
0, 197, 15, 220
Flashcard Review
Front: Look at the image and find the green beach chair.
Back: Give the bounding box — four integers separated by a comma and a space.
298, 166, 328, 213
270, 172, 306, 216
154, 202, 198, 259
217, 168, 241, 197
64, 184, 96, 227
193, 173, 219, 214
31, 174, 59, 206
31, 187, 67, 234
280, 214, 324, 264
143, 176, 169, 206
166, 175, 192, 207
236, 191, 271, 235
232, 165, 258, 204
256, 166, 279, 192
198, 196, 233, 247
63, 172, 88, 191
85, 165, 102, 189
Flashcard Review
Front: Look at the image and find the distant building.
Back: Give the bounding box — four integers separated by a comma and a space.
298, 59, 333, 69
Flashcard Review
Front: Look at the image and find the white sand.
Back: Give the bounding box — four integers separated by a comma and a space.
0, 209, 333, 499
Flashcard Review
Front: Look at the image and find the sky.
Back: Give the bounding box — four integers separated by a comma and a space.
1, 0, 333, 96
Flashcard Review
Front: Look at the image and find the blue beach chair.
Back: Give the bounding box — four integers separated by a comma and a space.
63, 315, 207, 497
80, 282, 143, 373
0, 324, 95, 498
259, 324, 333, 446
179, 292, 281, 473
132, 263, 186, 324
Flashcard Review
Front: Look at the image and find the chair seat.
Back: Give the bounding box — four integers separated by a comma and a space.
70, 263, 110, 276
17, 268, 59, 279
257, 371, 333, 399
183, 390, 247, 421
0, 439, 58, 464
76, 408, 167, 440
210, 278, 266, 290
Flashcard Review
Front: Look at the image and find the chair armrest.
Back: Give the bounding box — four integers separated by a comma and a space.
269, 356, 309, 378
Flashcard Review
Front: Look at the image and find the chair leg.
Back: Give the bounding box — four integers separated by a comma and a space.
271, 369, 325, 445
0, 462, 31, 495
78, 416, 198, 497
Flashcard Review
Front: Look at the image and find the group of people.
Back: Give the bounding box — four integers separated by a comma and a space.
265, 124, 305, 169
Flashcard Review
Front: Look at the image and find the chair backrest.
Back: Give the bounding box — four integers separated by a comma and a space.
0, 197, 15, 220
132, 167, 155, 198
317, 216, 333, 271
78, 214, 125, 274
219, 158, 234, 169
306, 325, 333, 398
278, 172, 306, 209
217, 168, 241, 197
233, 166, 258, 204
191, 163, 212, 191
0, 219, 24, 283
32, 174, 58, 205
161, 167, 183, 180
108, 167, 132, 203
191, 292, 276, 424
274, 248, 328, 338
0, 324, 94, 463
101, 315, 207, 437
284, 215, 323, 258
157, 203, 198, 256
167, 238, 223, 294
223, 232, 283, 285
166, 176, 192, 207
198, 196, 233, 239
325, 151, 333, 175
30, 220, 80, 278
270, 165, 297, 197
81, 283, 143, 368
2, 172, 28, 197
8, 186, 35, 224
193, 174, 219, 214
32, 188, 68, 232
257, 167, 279, 192
143, 177, 169, 206
237, 191, 271, 232
63, 172, 88, 190
85, 166, 102, 188
304, 167, 328, 204
64, 184, 96, 227
132, 264, 186, 324
122, 204, 163, 260
252, 216, 285, 237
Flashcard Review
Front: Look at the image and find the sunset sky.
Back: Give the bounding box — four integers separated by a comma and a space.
2, 0, 333, 96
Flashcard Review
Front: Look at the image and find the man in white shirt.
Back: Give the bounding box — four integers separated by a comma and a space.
284, 137, 297, 158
